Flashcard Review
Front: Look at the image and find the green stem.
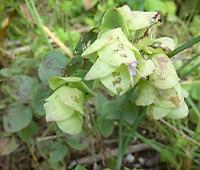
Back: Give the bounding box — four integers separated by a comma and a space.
168, 35, 200, 57
181, 62, 200, 78
121, 110, 146, 156
177, 53, 200, 73
25, 0, 52, 49
186, 97, 200, 119
117, 111, 124, 170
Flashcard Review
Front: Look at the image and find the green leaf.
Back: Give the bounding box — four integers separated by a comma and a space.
31, 84, 52, 116
67, 134, 89, 150
49, 141, 68, 163
3, 103, 32, 132
49, 76, 82, 90
99, 8, 129, 36
100, 64, 131, 95
97, 116, 115, 137
74, 165, 87, 170
0, 68, 13, 78
7, 75, 39, 104
144, 0, 176, 15
17, 122, 38, 144
0, 137, 18, 156
136, 81, 156, 106
149, 54, 180, 89
56, 112, 83, 135
38, 50, 68, 84
74, 29, 98, 56
184, 84, 200, 100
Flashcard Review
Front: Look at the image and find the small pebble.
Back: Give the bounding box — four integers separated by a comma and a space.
142, 129, 147, 134
125, 154, 135, 163
133, 163, 141, 168
138, 157, 145, 165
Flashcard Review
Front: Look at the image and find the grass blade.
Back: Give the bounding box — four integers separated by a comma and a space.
177, 53, 200, 73
168, 35, 200, 57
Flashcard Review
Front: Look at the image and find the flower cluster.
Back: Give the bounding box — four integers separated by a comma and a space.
82, 28, 155, 95
136, 58, 188, 120
82, 5, 188, 119
44, 77, 92, 134
44, 5, 189, 135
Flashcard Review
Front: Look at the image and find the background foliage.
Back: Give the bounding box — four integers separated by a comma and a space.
0, 0, 200, 170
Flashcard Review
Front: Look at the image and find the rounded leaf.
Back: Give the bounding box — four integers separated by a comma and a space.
8, 75, 39, 104
3, 104, 32, 132
38, 50, 67, 84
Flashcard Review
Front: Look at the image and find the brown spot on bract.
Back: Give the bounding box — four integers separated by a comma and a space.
170, 96, 181, 107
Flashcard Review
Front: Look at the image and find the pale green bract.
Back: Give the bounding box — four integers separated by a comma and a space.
82, 28, 155, 95
44, 5, 189, 137
44, 81, 85, 135
117, 5, 160, 31
149, 54, 180, 89
136, 81, 189, 119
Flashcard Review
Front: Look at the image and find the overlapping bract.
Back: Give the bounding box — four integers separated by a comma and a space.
82, 28, 155, 95
43, 76, 94, 135
135, 54, 188, 119
44, 4, 189, 135
82, 5, 189, 119
44, 86, 84, 135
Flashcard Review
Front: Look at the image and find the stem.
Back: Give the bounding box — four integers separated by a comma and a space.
117, 111, 124, 170
168, 35, 200, 57
121, 110, 146, 156
181, 62, 200, 78
25, 0, 52, 49
177, 53, 200, 73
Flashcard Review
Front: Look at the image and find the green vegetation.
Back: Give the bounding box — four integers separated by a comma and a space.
0, 0, 200, 170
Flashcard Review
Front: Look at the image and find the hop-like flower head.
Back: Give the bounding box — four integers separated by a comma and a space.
82, 28, 155, 95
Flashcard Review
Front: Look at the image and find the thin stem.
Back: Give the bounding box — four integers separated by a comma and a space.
181, 62, 200, 78
121, 110, 146, 156
177, 53, 200, 73
25, 0, 52, 49
117, 111, 124, 170
186, 97, 200, 119
168, 35, 200, 57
